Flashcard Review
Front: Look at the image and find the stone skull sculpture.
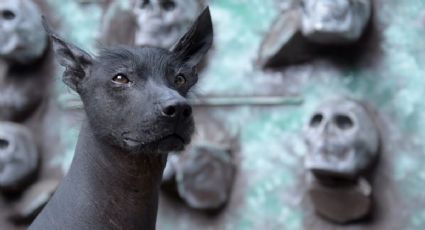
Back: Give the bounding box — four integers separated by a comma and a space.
133, 0, 207, 49
162, 143, 236, 211
0, 0, 47, 64
300, 0, 371, 44
0, 122, 39, 193
175, 144, 236, 210
304, 98, 380, 223
304, 98, 379, 179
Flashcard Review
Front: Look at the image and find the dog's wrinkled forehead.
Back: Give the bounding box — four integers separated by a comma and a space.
96, 46, 180, 77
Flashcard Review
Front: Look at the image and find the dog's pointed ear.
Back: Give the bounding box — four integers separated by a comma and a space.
171, 7, 213, 68
42, 17, 93, 92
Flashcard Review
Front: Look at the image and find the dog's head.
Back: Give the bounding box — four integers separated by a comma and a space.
44, 8, 213, 154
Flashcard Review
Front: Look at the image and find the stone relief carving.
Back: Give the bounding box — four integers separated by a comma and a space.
0, 122, 39, 193
304, 97, 380, 223
0, 1, 60, 228
258, 0, 372, 68
0, 0, 47, 64
301, 0, 371, 44
0, 0, 49, 122
162, 143, 236, 211
133, 0, 207, 49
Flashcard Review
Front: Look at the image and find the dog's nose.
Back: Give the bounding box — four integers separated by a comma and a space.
161, 101, 192, 119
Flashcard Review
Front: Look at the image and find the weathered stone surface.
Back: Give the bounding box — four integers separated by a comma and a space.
304, 97, 379, 224
259, 0, 372, 68
0, 0, 50, 122
0, 122, 39, 193
301, 0, 371, 44
0, 0, 47, 64
258, 9, 313, 68
307, 173, 372, 224
161, 153, 180, 195
133, 0, 207, 49
176, 144, 236, 210
10, 179, 59, 223
304, 97, 379, 179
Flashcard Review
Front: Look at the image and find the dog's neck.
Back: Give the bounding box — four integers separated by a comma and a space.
29, 120, 167, 230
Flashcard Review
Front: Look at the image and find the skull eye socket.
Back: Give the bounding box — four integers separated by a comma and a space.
310, 113, 323, 127
0, 139, 9, 150
140, 0, 150, 8
300, 1, 306, 12
2, 10, 16, 20
335, 114, 354, 130
161, 0, 176, 11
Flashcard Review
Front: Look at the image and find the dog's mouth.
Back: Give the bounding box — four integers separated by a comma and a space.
157, 134, 187, 153
123, 133, 189, 152
159, 134, 186, 143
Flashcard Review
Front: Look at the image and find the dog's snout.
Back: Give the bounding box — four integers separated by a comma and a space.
161, 101, 192, 119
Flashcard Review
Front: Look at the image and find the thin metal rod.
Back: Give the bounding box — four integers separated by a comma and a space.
62, 96, 303, 110
189, 96, 303, 107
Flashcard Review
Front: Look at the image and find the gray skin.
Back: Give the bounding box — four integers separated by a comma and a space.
0, 122, 39, 193
29, 8, 213, 230
301, 0, 371, 44
133, 0, 206, 49
0, 0, 47, 64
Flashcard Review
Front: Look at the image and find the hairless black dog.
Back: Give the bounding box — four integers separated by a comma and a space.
29, 8, 213, 230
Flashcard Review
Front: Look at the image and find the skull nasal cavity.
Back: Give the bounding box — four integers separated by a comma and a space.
310, 114, 323, 127
0, 139, 9, 150
335, 114, 354, 129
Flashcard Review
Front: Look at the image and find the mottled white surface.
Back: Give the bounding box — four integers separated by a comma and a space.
304, 98, 379, 177
133, 0, 206, 49
301, 0, 371, 43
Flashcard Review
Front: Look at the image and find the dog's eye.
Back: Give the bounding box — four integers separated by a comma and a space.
112, 74, 130, 84
174, 74, 186, 87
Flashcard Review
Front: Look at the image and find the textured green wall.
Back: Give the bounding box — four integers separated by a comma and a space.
49, 0, 425, 229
